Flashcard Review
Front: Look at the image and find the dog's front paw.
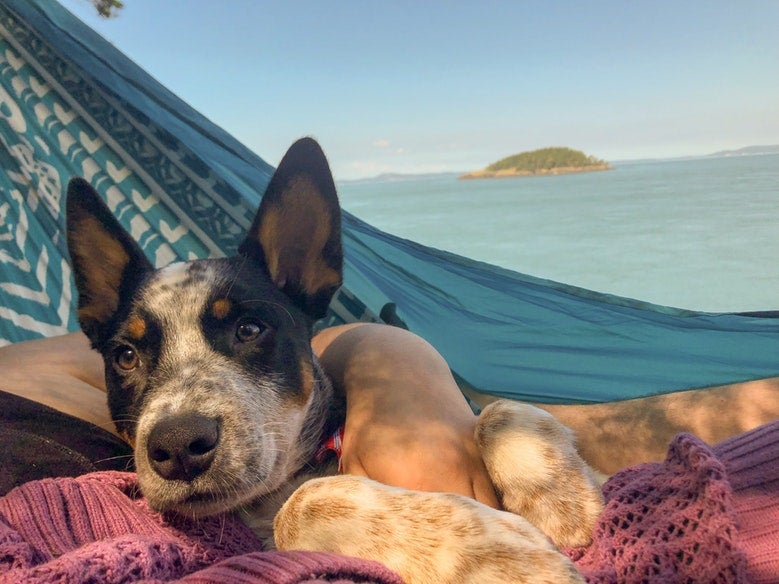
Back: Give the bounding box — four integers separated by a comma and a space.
275, 475, 584, 584
475, 400, 604, 548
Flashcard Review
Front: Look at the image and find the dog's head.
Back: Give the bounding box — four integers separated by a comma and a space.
66, 138, 342, 516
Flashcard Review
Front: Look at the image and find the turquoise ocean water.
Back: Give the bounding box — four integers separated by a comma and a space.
338, 154, 779, 313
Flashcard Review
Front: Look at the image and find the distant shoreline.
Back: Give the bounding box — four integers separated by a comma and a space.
459, 163, 612, 180
338, 145, 778, 184
336, 154, 778, 313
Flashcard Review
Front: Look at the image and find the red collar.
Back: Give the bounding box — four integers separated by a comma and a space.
314, 426, 344, 471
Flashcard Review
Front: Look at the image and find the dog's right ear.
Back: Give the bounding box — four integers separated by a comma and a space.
66, 178, 153, 345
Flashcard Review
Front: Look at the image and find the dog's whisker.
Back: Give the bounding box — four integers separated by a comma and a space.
94, 454, 135, 465
224, 254, 247, 300
216, 513, 227, 545
109, 416, 140, 425
237, 298, 297, 327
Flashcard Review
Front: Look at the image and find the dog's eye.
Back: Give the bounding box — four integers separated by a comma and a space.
115, 346, 139, 371
236, 320, 265, 343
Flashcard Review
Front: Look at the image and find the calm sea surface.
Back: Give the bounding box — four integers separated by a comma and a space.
338, 154, 779, 313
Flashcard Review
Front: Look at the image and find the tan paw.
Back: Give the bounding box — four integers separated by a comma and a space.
475, 400, 604, 548
275, 475, 584, 584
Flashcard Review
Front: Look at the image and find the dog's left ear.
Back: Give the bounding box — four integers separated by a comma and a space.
239, 138, 343, 320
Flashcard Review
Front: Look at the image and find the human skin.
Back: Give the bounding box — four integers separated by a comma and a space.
2, 324, 777, 490
0, 325, 499, 505
464, 378, 779, 474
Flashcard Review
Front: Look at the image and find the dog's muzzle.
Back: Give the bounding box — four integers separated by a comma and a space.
146, 411, 220, 482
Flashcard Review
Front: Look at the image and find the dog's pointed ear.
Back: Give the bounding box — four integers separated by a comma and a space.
238, 138, 343, 320
66, 178, 153, 345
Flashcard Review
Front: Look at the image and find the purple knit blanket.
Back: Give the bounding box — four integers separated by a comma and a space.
1, 422, 776, 583
0, 472, 400, 583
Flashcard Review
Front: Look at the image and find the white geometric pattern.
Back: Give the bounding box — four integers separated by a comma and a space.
0, 6, 254, 344
0, 1, 366, 347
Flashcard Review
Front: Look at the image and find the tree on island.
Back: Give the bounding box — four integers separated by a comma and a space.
461, 147, 612, 179
489, 147, 607, 173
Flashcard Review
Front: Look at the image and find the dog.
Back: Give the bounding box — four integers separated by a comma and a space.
66, 138, 603, 583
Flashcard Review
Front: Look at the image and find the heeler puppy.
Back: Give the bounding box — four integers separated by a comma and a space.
66, 138, 602, 584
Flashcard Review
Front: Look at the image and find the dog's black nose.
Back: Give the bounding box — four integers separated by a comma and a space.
146, 413, 219, 482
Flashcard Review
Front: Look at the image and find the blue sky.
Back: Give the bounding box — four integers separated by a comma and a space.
60, 0, 779, 179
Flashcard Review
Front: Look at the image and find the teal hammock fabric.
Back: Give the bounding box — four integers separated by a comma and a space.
1, 0, 777, 403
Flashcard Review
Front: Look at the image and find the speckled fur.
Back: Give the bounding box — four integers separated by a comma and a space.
67, 139, 603, 584
127, 261, 335, 516
475, 401, 605, 548
66, 139, 344, 520
275, 475, 585, 584
273, 401, 602, 583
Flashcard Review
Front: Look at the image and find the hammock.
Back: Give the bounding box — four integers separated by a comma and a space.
1, 0, 777, 404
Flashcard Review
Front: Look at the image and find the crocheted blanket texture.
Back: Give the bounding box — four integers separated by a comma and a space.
1, 423, 776, 583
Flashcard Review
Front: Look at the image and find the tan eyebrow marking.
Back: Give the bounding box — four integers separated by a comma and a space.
127, 315, 147, 340
211, 298, 232, 320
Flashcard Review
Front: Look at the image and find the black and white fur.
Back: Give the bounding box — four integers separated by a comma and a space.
67, 138, 602, 584
67, 138, 343, 517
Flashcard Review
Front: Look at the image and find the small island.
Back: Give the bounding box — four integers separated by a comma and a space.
460, 147, 612, 179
